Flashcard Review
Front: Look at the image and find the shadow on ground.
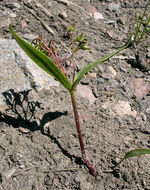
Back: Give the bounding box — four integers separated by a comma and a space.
0, 89, 84, 166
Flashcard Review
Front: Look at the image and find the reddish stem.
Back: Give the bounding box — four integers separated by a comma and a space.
70, 90, 97, 177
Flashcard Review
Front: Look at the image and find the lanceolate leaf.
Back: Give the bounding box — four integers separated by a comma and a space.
114, 148, 150, 168
72, 35, 132, 90
9, 25, 71, 91
124, 148, 150, 159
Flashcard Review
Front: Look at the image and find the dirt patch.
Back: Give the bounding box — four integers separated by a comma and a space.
0, 0, 150, 189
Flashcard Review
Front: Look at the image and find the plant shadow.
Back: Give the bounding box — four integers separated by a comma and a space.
0, 89, 83, 166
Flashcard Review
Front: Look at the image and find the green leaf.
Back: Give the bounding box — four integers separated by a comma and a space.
124, 148, 150, 159
72, 35, 132, 90
9, 24, 71, 91
76, 34, 83, 42
66, 24, 75, 32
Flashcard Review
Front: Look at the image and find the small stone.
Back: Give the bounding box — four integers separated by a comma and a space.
119, 16, 126, 25
101, 73, 110, 79
87, 73, 96, 81
58, 11, 67, 19
106, 30, 113, 38
107, 66, 117, 78
114, 100, 136, 117
13, 2, 21, 9
93, 12, 104, 21
96, 77, 105, 84
0, 18, 11, 28
123, 136, 133, 145
9, 12, 17, 18
108, 3, 120, 12
135, 72, 144, 78
128, 78, 150, 99
20, 20, 27, 28
102, 100, 137, 117
76, 84, 96, 105
88, 5, 104, 20
18, 127, 30, 134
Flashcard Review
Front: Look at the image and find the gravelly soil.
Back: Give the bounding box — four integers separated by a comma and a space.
0, 0, 150, 189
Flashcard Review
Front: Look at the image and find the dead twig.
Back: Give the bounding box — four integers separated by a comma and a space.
12, 166, 39, 177
53, 167, 79, 173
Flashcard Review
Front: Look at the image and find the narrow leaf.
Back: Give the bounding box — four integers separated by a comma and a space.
72, 35, 132, 90
124, 148, 150, 159
9, 24, 71, 91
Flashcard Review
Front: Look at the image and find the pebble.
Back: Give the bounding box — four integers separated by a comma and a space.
135, 72, 144, 78
58, 11, 67, 19
13, 2, 21, 9
102, 100, 137, 117
93, 12, 104, 21
108, 3, 120, 12
18, 127, 30, 134
88, 5, 104, 21
9, 12, 17, 18
96, 77, 105, 84
87, 73, 97, 81
20, 20, 27, 28
0, 18, 11, 28
129, 78, 150, 99
106, 30, 113, 38
118, 16, 126, 25
107, 66, 117, 78
76, 84, 96, 105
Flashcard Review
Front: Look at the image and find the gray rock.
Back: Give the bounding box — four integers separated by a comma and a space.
96, 77, 105, 84
108, 3, 120, 12
22, 34, 38, 42
0, 39, 59, 111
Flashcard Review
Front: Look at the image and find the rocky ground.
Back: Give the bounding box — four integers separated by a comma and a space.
0, 0, 150, 189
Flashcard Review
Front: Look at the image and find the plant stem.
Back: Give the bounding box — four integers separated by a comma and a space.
70, 90, 97, 177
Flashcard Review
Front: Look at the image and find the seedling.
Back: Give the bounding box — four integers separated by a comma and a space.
9, 1, 150, 176
10, 24, 132, 177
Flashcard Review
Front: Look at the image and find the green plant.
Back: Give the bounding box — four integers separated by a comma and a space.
132, 0, 150, 46
10, 24, 132, 177
9, 1, 150, 176
114, 149, 150, 168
